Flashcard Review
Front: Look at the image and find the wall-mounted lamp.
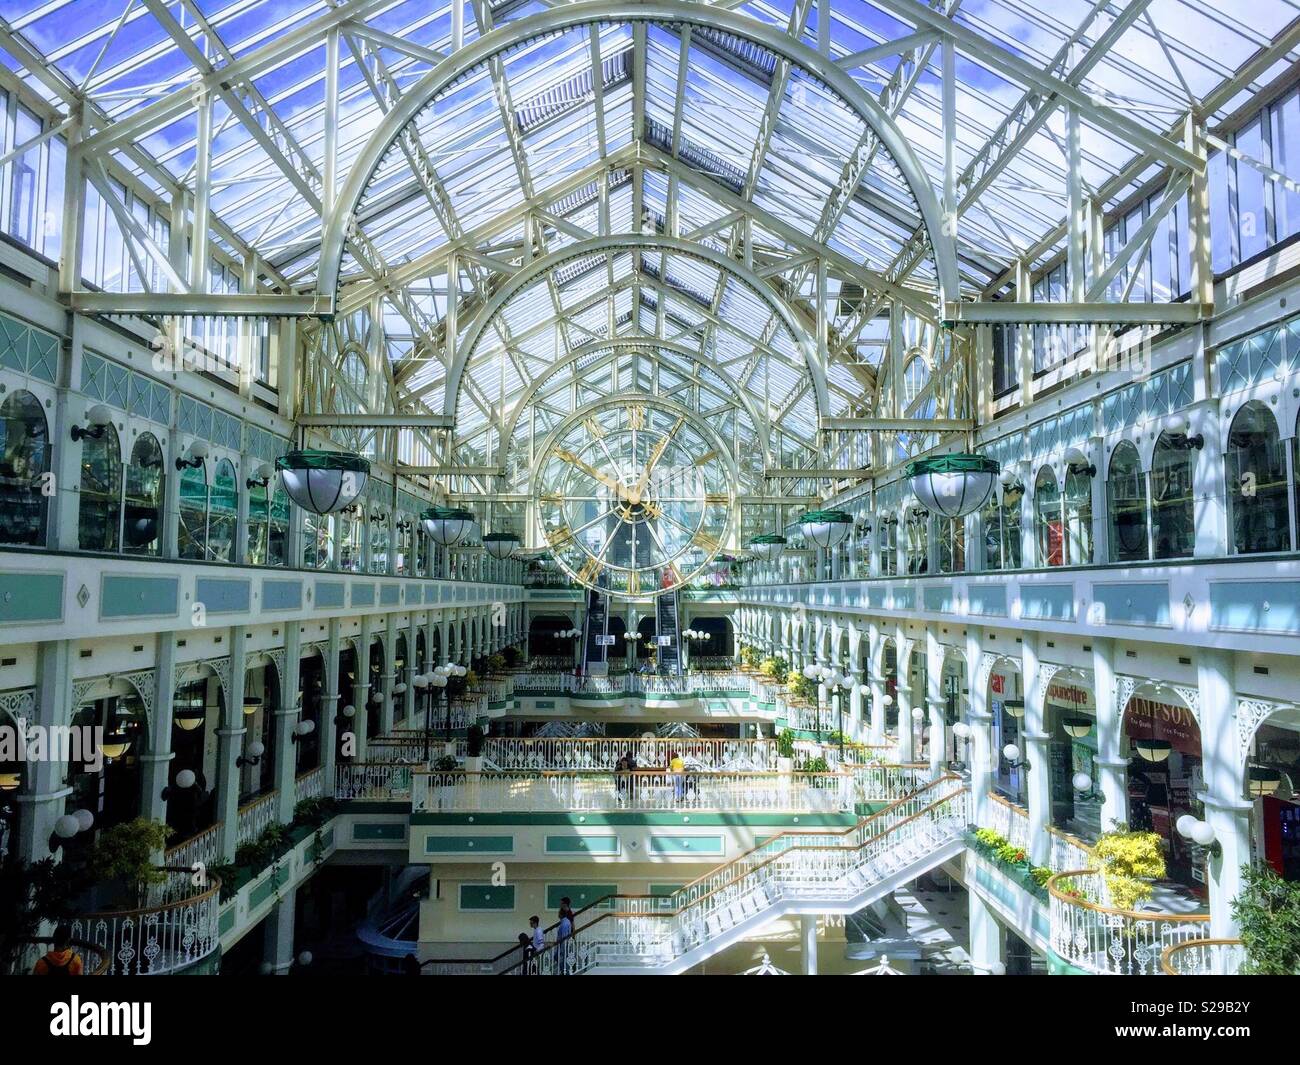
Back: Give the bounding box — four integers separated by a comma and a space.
336, 703, 356, 726
1068, 462, 1097, 478
1002, 743, 1031, 772
290, 719, 316, 744
174, 440, 209, 471
1176, 814, 1220, 857
246, 461, 275, 489
370, 509, 388, 523
1168, 432, 1205, 450
160, 768, 198, 801
48, 808, 94, 852
237, 740, 265, 768
70, 404, 113, 442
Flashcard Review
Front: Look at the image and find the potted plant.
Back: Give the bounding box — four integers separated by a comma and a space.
1092, 826, 1166, 910
776, 729, 795, 774
88, 818, 173, 909
1231, 863, 1300, 974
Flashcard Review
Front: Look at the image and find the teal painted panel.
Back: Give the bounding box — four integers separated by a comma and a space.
247, 872, 278, 911
545, 884, 617, 910
534, 700, 556, 710
315, 581, 345, 609
0, 572, 62, 623
649, 883, 683, 897
648, 835, 725, 855
195, 577, 250, 615
968, 584, 1007, 616
263, 579, 302, 611
219, 906, 235, 935
424, 834, 513, 854
351, 583, 375, 607
352, 822, 405, 841
1093, 582, 1169, 625
1210, 580, 1300, 634
100, 574, 178, 619
380, 584, 399, 605
1020, 584, 1074, 621
424, 584, 438, 604
545, 834, 620, 854
459, 884, 515, 911
923, 585, 952, 613
891, 587, 915, 610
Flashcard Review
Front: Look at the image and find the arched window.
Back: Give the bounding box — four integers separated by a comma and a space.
1034, 467, 1062, 566
123, 433, 163, 556
1151, 433, 1195, 559
247, 479, 270, 565
878, 517, 898, 577
980, 496, 1004, 570
1001, 482, 1023, 569
1226, 401, 1290, 554
1107, 442, 1147, 562
0, 390, 49, 545
904, 509, 928, 574
1063, 464, 1094, 565
78, 422, 121, 551
178, 463, 207, 559
369, 508, 390, 574
937, 515, 964, 573
207, 459, 237, 561
269, 487, 289, 566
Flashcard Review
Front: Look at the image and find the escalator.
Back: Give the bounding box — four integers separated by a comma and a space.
655, 588, 682, 676
581, 580, 610, 677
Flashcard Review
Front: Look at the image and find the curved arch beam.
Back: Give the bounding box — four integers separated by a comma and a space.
318, 2, 959, 308
489, 337, 773, 466
443, 234, 827, 419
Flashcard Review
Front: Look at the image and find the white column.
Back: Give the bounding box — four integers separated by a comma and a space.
262, 892, 296, 975
140, 634, 177, 831
895, 629, 914, 763
965, 629, 992, 826
217, 628, 248, 862
800, 914, 818, 976
1021, 633, 1050, 866
1197, 648, 1252, 940
17, 641, 75, 863
968, 882, 1006, 975
868, 620, 885, 743
321, 619, 341, 785
1091, 638, 1127, 831
926, 628, 946, 778
274, 625, 301, 824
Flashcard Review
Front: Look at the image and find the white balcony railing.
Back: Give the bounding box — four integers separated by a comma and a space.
1160, 938, 1246, 975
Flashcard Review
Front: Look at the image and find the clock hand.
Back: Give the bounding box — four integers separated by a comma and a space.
630, 417, 684, 504
556, 449, 634, 501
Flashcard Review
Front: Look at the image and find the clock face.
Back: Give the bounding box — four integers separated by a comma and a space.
535, 398, 733, 598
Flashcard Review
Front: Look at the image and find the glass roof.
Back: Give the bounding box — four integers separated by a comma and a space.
1, 0, 1293, 474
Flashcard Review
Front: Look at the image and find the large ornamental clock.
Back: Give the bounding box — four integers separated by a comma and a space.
534, 397, 735, 598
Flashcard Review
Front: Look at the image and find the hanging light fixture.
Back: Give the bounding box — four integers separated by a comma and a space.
99, 729, 134, 761
746, 534, 787, 561
0, 768, 20, 791
1134, 737, 1172, 763
275, 450, 370, 514
421, 506, 478, 547
483, 531, 522, 559
797, 510, 853, 549
242, 695, 262, 717
1002, 698, 1025, 719
905, 454, 1000, 518
1248, 765, 1284, 797
1062, 716, 1093, 738
173, 705, 206, 732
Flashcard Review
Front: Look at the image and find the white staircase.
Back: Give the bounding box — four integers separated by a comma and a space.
509, 775, 969, 975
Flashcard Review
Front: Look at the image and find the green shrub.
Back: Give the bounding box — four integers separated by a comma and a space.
1232, 863, 1300, 975
776, 729, 795, 760
433, 755, 458, 771
1092, 828, 1165, 910
89, 818, 172, 900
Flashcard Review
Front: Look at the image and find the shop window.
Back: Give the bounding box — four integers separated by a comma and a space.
178, 464, 207, 560
247, 481, 270, 565
1063, 464, 1094, 565
78, 422, 121, 552
370, 513, 390, 574
123, 433, 163, 556
980, 498, 1003, 570
207, 459, 237, 561
1151, 433, 1196, 559
1034, 467, 1063, 566
1226, 401, 1290, 554
0, 389, 49, 546
338, 511, 362, 572
1107, 441, 1148, 562
904, 510, 928, 574
302, 512, 332, 569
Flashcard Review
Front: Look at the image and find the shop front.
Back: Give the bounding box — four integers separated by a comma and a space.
1045, 677, 1099, 841
1248, 719, 1300, 881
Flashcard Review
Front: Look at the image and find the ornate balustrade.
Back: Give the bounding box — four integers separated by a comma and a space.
411, 769, 864, 814
164, 823, 221, 873
1160, 938, 1247, 975
335, 761, 417, 801
236, 791, 278, 846
985, 793, 1033, 853
503, 778, 969, 974
69, 867, 221, 976
1046, 869, 1211, 975
295, 766, 326, 804
483, 736, 780, 771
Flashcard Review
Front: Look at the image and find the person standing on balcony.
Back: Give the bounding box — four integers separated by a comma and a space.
670, 751, 686, 801
615, 753, 630, 803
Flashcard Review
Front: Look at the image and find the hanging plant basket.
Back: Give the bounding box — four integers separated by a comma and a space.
797, 510, 853, 549
905, 454, 999, 519
483, 531, 522, 559
275, 450, 370, 514
746, 534, 787, 562
421, 506, 478, 547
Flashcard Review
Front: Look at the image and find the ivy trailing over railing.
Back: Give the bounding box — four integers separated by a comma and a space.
970, 827, 1053, 900
207, 799, 340, 903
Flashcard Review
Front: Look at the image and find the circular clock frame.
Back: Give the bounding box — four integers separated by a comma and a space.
532, 395, 737, 599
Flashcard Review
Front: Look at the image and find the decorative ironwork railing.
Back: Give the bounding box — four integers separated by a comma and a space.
295, 765, 326, 804
1160, 938, 1246, 975
236, 791, 278, 846
502, 778, 969, 974
164, 823, 221, 873
69, 867, 221, 976
335, 762, 416, 801
483, 736, 781, 771
1046, 869, 1211, 976
9, 937, 111, 976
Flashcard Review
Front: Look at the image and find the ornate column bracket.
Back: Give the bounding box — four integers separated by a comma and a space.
1236, 697, 1289, 768
1113, 674, 1139, 721
1036, 663, 1063, 703
0, 687, 36, 728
